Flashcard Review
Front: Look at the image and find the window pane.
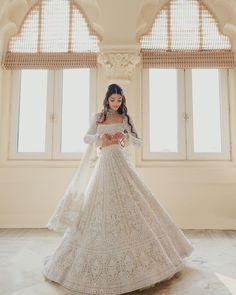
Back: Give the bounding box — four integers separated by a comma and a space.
18, 70, 48, 152
61, 69, 90, 153
149, 69, 178, 152
171, 0, 199, 50
41, 0, 69, 52
192, 69, 222, 152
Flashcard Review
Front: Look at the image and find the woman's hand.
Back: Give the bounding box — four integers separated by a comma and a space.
98, 133, 116, 147
98, 132, 129, 148
100, 133, 111, 146
111, 132, 129, 146
98, 133, 120, 147
112, 132, 124, 141
114, 131, 129, 143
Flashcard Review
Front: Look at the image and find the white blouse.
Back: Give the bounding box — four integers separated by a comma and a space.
83, 112, 143, 148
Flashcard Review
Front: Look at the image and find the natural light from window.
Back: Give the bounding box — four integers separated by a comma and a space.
192, 69, 222, 152
18, 70, 48, 152
61, 69, 90, 153
149, 69, 178, 153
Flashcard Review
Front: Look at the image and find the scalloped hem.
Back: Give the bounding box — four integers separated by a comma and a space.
43, 256, 190, 295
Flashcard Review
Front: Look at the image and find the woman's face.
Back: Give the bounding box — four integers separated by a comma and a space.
108, 93, 122, 111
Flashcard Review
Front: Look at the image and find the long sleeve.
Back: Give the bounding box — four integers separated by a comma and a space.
124, 114, 142, 147
83, 112, 101, 145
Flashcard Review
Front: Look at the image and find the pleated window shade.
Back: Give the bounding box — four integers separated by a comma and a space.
3, 0, 100, 69
140, 0, 235, 68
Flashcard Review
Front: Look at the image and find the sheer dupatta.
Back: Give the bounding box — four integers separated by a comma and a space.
46, 113, 99, 234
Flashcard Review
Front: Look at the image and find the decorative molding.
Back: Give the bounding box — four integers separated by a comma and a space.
99, 43, 140, 51
97, 52, 141, 82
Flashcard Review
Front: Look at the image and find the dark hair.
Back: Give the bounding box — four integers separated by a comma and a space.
97, 83, 139, 138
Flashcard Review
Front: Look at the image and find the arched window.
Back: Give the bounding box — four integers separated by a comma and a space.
4, 0, 100, 161
139, 0, 234, 68
3, 0, 100, 69
140, 0, 232, 162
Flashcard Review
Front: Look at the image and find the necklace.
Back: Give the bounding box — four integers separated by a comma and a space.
107, 108, 119, 116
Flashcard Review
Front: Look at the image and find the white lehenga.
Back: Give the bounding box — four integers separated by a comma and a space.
43, 112, 194, 295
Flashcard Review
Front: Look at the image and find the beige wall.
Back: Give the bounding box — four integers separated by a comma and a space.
1, 0, 236, 229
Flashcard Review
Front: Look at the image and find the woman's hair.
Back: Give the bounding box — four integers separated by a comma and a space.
96, 83, 139, 138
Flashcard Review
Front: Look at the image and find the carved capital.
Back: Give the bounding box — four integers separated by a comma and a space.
97, 52, 141, 82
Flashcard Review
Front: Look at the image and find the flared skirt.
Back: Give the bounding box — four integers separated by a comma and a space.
43, 144, 194, 294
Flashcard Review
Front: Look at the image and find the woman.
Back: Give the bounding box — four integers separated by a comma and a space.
43, 83, 194, 294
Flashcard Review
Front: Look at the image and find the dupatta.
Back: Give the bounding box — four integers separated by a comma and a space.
46, 142, 97, 234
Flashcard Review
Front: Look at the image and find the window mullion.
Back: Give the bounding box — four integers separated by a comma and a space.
178, 69, 187, 160
184, 69, 194, 160
45, 70, 56, 159
52, 70, 63, 159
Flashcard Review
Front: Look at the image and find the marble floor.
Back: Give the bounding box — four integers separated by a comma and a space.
0, 229, 235, 295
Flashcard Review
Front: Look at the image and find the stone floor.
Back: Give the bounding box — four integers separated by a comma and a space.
0, 229, 235, 295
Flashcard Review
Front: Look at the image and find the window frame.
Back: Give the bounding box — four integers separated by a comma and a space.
139, 68, 233, 166
8, 68, 97, 162
53, 69, 97, 160
142, 68, 186, 160
185, 69, 231, 160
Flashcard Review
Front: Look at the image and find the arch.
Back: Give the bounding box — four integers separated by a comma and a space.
0, 0, 103, 57
136, 0, 236, 51
137, 0, 236, 68
1, 0, 104, 69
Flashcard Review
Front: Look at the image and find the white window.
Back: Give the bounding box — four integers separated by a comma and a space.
9, 68, 96, 160
143, 68, 231, 161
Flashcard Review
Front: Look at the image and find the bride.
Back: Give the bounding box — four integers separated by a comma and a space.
43, 83, 194, 294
